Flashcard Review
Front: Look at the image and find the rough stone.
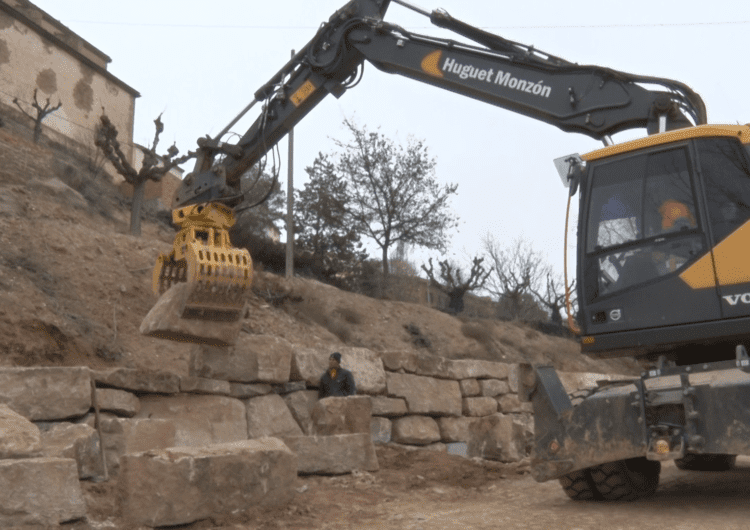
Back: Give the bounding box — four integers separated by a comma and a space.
245, 394, 304, 439
497, 393, 533, 413
96, 387, 141, 417
462, 396, 498, 417
459, 379, 480, 397
414, 353, 451, 378
93, 367, 180, 394
282, 390, 319, 435
370, 396, 408, 417
380, 351, 418, 373
557, 371, 625, 394
118, 439, 297, 527
386, 372, 462, 416
447, 359, 509, 380
0, 457, 86, 527
229, 382, 273, 398
438, 416, 476, 443
39, 422, 102, 479
0, 366, 91, 420
282, 434, 379, 475
180, 376, 232, 395
0, 404, 41, 458
192, 334, 293, 383
292, 347, 386, 394
391, 416, 441, 445
136, 394, 247, 447
467, 413, 522, 462
311, 396, 372, 435
480, 378, 510, 397
508, 364, 520, 393
274, 381, 308, 394
371, 417, 392, 444
139, 282, 244, 347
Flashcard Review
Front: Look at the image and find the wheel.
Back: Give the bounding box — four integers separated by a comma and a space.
558, 468, 603, 501
589, 458, 661, 501
675, 453, 736, 471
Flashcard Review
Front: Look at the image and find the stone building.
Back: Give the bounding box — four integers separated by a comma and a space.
0, 0, 138, 161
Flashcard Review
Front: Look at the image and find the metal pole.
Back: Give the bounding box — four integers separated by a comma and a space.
285, 49, 295, 279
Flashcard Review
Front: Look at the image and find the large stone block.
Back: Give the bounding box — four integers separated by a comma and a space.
96, 387, 140, 417
245, 394, 303, 439
438, 416, 475, 443
386, 372, 462, 416
0, 404, 41, 458
139, 282, 244, 347
459, 379, 480, 397
497, 393, 533, 413
467, 413, 523, 462
282, 390, 319, 435
292, 347, 386, 394
136, 394, 247, 447
282, 434, 379, 475
180, 376, 232, 396
0, 457, 85, 527
193, 334, 293, 383
413, 353, 451, 378
40, 422, 103, 479
311, 396, 372, 435
93, 367, 180, 394
229, 382, 273, 398
371, 417, 392, 444
380, 351, 418, 373
118, 439, 297, 527
447, 359, 509, 380
480, 378, 510, 397
370, 396, 408, 417
0, 367, 91, 421
462, 397, 498, 417
557, 371, 624, 393
391, 416, 441, 445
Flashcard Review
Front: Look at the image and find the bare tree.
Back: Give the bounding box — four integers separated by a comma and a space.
13, 88, 61, 143
95, 114, 195, 236
483, 235, 547, 320
421, 256, 491, 314
530, 273, 575, 326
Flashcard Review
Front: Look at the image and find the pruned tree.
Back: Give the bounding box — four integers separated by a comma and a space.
335, 118, 458, 280
294, 152, 367, 280
95, 114, 195, 236
531, 273, 575, 326
484, 235, 548, 320
421, 256, 492, 314
13, 88, 62, 144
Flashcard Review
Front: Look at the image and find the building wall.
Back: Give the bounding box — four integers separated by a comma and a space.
0, 1, 137, 163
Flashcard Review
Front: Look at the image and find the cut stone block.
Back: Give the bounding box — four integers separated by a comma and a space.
391, 416, 441, 445
380, 351, 418, 373
480, 379, 510, 397
0, 367, 91, 421
139, 282, 245, 347
438, 416, 475, 443
282, 433, 379, 475
245, 394, 303, 439
371, 417, 392, 444
0, 457, 85, 527
0, 404, 41, 458
93, 367, 180, 394
557, 371, 626, 394
136, 394, 247, 447
386, 372, 462, 416
311, 396, 372, 435
414, 353, 451, 378
39, 422, 102, 479
447, 359, 509, 380
459, 379, 480, 397
467, 413, 522, 462
180, 376, 232, 396
292, 347, 386, 394
96, 387, 140, 417
370, 396, 408, 417
192, 334, 293, 383
118, 438, 297, 527
282, 390, 319, 435
497, 393, 533, 413
463, 397, 498, 417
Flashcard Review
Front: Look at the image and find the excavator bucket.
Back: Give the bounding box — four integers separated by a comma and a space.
140, 202, 253, 346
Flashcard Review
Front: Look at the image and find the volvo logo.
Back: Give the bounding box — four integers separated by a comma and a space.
609, 309, 622, 321
723, 293, 750, 306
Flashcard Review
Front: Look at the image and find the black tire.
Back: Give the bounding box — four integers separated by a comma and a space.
589, 458, 661, 501
674, 453, 736, 471
559, 468, 603, 501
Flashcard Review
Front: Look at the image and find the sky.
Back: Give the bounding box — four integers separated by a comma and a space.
30, 0, 750, 281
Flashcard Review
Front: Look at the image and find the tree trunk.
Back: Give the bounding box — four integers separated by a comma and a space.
130, 180, 146, 237
33, 121, 42, 144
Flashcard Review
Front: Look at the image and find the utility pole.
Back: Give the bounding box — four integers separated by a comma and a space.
285, 49, 295, 279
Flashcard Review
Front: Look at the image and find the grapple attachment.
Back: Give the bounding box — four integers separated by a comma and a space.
152, 202, 252, 322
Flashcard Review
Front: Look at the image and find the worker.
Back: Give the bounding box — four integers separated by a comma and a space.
659, 199, 696, 232
318, 352, 357, 398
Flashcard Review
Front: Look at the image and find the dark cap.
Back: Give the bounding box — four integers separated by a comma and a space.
330, 352, 342, 363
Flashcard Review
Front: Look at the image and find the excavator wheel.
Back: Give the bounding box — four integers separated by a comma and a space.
674, 453, 736, 471
558, 388, 603, 501
589, 458, 661, 501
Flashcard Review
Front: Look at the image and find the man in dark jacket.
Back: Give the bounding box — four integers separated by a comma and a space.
318, 352, 357, 398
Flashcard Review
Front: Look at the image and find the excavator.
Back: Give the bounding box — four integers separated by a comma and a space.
142, 0, 750, 501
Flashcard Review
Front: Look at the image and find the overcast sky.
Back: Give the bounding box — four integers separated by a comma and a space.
30, 0, 750, 279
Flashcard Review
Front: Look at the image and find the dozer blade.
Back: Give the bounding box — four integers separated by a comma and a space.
140, 202, 253, 346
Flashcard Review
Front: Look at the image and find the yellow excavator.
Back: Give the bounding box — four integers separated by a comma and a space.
143, 0, 750, 500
